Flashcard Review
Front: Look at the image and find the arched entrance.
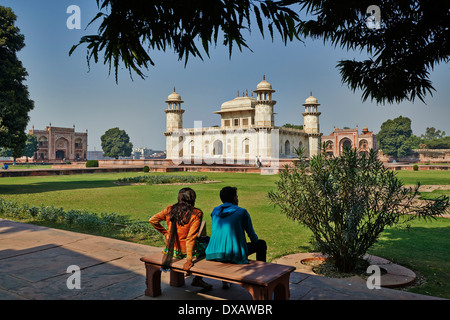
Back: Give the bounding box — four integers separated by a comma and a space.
285, 140, 291, 155
340, 138, 352, 154
325, 141, 334, 157
55, 137, 69, 161
213, 140, 223, 155
56, 150, 65, 160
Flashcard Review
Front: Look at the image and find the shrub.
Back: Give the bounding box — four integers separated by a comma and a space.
0, 198, 157, 238
269, 148, 449, 273
117, 175, 208, 185
121, 220, 150, 235
39, 205, 65, 222
28, 206, 40, 217
86, 160, 99, 168
413, 164, 419, 171
143, 165, 150, 172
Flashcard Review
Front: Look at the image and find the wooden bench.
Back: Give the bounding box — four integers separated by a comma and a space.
140, 253, 296, 300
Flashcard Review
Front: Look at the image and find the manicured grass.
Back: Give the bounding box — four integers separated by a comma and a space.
0, 172, 315, 261
369, 217, 450, 298
0, 169, 449, 298
394, 170, 450, 185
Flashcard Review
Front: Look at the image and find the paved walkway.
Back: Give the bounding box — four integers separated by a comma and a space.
0, 219, 445, 301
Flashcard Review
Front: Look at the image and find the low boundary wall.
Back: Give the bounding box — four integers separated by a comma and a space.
1, 160, 449, 177
0, 164, 262, 177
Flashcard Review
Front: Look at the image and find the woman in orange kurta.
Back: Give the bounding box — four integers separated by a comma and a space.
149, 188, 211, 289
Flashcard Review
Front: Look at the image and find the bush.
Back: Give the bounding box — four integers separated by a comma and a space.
143, 165, 150, 172
269, 148, 449, 273
117, 175, 208, 185
86, 160, 99, 168
0, 197, 157, 238
413, 164, 419, 171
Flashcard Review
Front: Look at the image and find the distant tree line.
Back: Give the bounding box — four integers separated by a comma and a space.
282, 123, 303, 130
0, 134, 38, 162
377, 116, 450, 158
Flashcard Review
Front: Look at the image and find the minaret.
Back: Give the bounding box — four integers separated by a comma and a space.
253, 76, 276, 127
164, 88, 185, 160
302, 92, 322, 156
164, 88, 185, 132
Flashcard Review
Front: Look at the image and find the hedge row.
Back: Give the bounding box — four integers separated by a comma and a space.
86, 160, 99, 167
0, 198, 157, 238
117, 175, 208, 185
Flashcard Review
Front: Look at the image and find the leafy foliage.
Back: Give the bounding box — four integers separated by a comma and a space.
85, 160, 99, 167
297, 0, 449, 104
0, 197, 157, 238
70, 0, 299, 82
377, 116, 416, 158
0, 134, 38, 159
421, 127, 446, 141
22, 134, 38, 158
378, 121, 450, 153
71, 1, 448, 104
100, 127, 133, 159
282, 123, 303, 130
421, 136, 450, 149
268, 148, 449, 272
419, 127, 450, 149
0, 6, 34, 152
117, 174, 208, 185
0, 147, 12, 158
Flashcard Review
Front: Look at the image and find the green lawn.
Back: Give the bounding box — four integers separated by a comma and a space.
369, 217, 450, 298
0, 169, 449, 298
0, 172, 316, 261
395, 170, 450, 185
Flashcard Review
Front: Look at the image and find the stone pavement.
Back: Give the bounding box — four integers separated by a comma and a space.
0, 218, 445, 301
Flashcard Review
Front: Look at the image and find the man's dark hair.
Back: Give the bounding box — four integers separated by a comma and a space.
220, 186, 237, 203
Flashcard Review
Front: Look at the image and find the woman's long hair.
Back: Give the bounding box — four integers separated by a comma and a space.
162, 188, 197, 271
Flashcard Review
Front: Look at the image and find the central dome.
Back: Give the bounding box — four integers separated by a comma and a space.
221, 96, 256, 110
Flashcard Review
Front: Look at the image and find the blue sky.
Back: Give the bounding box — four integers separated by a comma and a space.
3, 0, 449, 151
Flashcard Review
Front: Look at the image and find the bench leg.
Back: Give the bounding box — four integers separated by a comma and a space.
242, 273, 291, 300
242, 284, 269, 300
170, 270, 185, 287
144, 264, 162, 297
271, 273, 291, 300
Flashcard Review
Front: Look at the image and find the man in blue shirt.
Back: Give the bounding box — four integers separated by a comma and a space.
205, 186, 267, 265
